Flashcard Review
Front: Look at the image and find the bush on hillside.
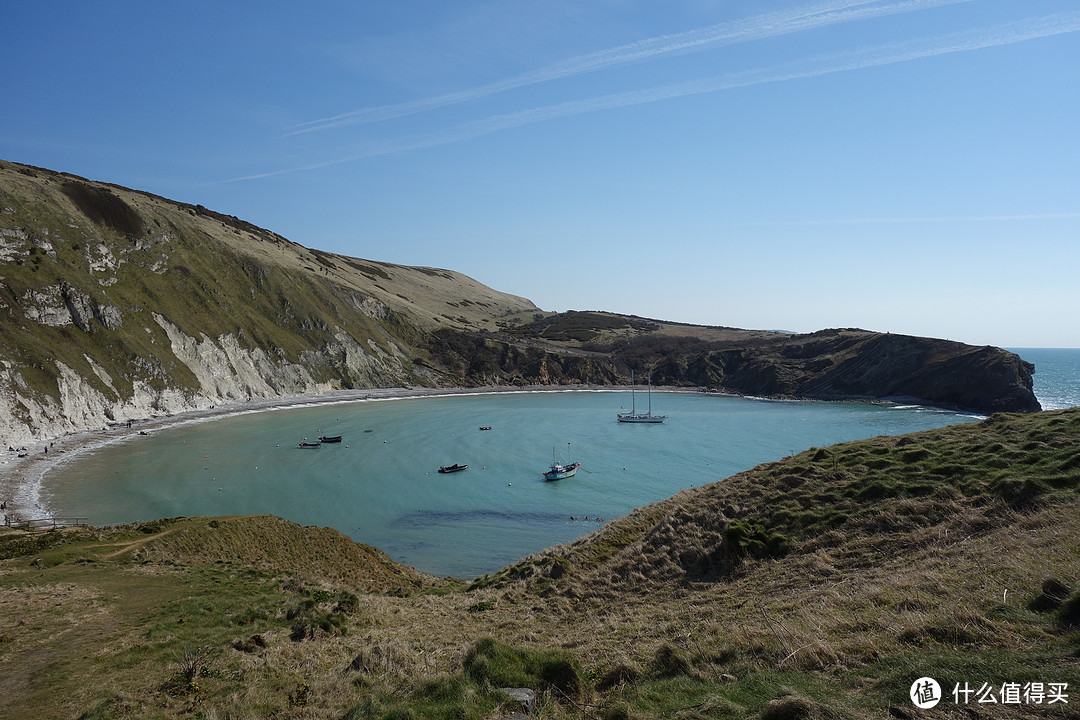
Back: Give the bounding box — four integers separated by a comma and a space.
464, 638, 582, 697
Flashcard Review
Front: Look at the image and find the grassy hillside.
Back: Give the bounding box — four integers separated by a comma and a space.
1, 160, 1040, 445
0, 159, 541, 431
2, 408, 1077, 719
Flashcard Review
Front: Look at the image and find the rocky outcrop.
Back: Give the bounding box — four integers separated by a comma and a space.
708, 330, 1040, 414
427, 326, 1041, 415
21, 282, 121, 331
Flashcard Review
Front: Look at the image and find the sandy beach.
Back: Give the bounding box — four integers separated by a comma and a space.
0, 383, 659, 521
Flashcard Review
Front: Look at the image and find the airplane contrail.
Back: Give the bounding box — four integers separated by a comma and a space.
732, 212, 1080, 227
223, 11, 1079, 183
386, 11, 1080, 154
285, 0, 972, 135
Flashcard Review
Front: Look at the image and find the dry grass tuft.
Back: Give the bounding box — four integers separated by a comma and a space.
759, 693, 833, 720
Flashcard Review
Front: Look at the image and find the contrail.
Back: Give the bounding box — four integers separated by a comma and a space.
733, 212, 1080, 227
221, 11, 1080, 183
442, 11, 1080, 143
285, 0, 971, 135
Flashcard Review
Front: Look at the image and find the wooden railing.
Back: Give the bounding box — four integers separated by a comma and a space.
5, 517, 88, 532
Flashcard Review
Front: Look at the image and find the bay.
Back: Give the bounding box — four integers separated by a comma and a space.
43, 390, 979, 578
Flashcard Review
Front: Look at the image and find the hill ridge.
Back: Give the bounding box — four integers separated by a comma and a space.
0, 158, 1039, 448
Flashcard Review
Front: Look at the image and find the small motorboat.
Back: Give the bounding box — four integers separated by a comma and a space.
298, 440, 321, 449
438, 464, 468, 474
479, 426, 492, 431
318, 435, 342, 443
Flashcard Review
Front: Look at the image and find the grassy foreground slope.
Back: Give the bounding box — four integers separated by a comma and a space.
1, 409, 1078, 719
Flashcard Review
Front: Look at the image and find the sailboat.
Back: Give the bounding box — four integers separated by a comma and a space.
617, 370, 667, 423
543, 443, 579, 481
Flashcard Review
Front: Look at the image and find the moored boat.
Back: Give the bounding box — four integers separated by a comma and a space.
617, 370, 667, 423
318, 435, 342, 443
543, 443, 579, 481
298, 440, 321, 448
438, 464, 468, 474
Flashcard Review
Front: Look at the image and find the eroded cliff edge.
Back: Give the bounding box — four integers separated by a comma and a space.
0, 160, 1039, 444
428, 320, 1040, 415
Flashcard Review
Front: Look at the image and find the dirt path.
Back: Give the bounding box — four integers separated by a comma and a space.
81, 525, 185, 559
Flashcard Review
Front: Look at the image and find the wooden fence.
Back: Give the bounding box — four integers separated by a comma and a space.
5, 517, 88, 532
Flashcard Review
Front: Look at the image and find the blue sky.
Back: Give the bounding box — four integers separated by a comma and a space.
3, 0, 1078, 347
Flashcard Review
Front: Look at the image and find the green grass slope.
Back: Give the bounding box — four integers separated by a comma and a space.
0, 159, 540, 433
1, 408, 1077, 719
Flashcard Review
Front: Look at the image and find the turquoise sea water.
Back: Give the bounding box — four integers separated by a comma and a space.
41, 348, 1078, 579
1012, 348, 1080, 411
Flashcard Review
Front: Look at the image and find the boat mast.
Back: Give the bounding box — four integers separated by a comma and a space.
630, 369, 637, 414
647, 371, 652, 417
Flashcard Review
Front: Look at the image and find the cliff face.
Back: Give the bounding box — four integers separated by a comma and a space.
427, 325, 1040, 415
686, 329, 1038, 413
0, 160, 1040, 444
0, 160, 538, 444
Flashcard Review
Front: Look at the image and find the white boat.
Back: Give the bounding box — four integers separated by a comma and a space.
543, 443, 579, 481
617, 370, 667, 423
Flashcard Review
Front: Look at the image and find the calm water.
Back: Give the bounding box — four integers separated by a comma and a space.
42, 391, 978, 578
41, 348, 1078, 579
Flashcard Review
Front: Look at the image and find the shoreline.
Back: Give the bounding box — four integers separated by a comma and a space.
0, 384, 700, 520
0, 382, 973, 523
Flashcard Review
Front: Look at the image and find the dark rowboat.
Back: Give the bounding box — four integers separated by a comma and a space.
318, 435, 342, 443
438, 464, 468, 474
298, 441, 321, 449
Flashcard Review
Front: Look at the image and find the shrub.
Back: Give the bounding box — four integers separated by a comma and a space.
993, 477, 1049, 508
723, 519, 788, 560
61, 181, 144, 236
1029, 578, 1073, 613
760, 694, 822, 720
596, 663, 640, 691
1059, 591, 1080, 629
464, 638, 581, 697
602, 704, 633, 720
648, 643, 693, 679
176, 645, 212, 683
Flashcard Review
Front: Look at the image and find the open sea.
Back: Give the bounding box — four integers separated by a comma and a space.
39, 348, 1079, 579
